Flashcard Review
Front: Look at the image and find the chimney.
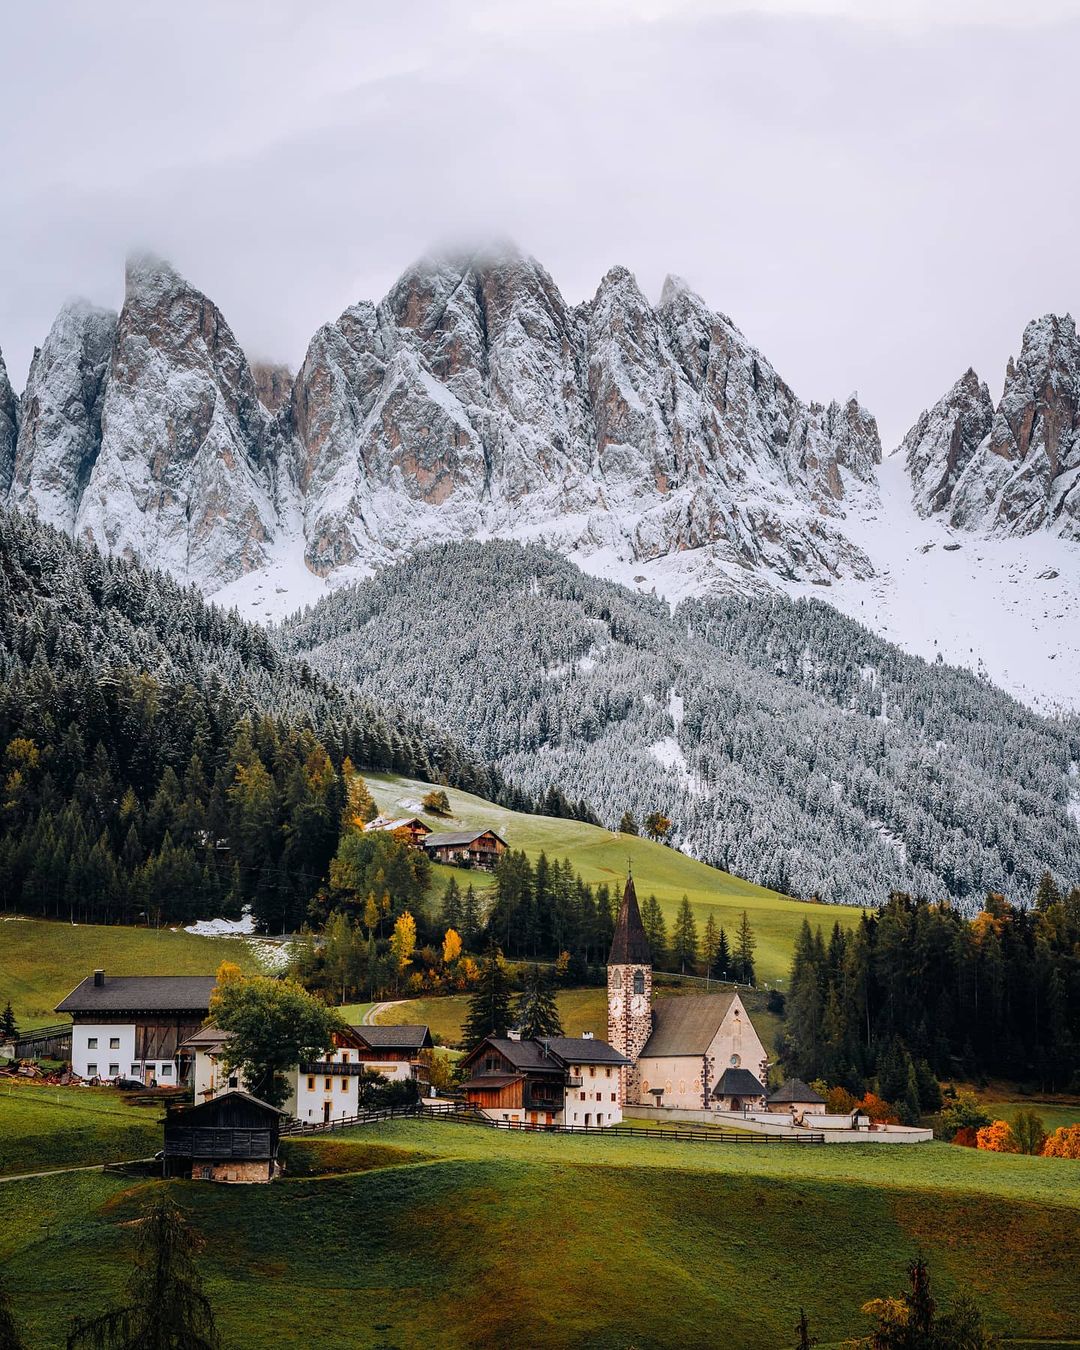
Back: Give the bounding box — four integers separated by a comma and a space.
581, 1032, 594, 1040
93, 969, 105, 987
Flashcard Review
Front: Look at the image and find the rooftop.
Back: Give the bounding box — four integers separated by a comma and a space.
539, 1036, 629, 1067
57, 974, 217, 1015
640, 992, 736, 1057
711, 1067, 766, 1100
353, 1024, 433, 1051
424, 828, 507, 848
608, 875, 651, 965
767, 1078, 826, 1105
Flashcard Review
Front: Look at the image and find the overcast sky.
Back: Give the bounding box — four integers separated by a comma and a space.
2, 0, 1078, 446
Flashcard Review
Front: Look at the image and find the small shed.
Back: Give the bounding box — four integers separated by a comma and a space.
163, 1090, 286, 1183
423, 828, 508, 870
711, 1067, 766, 1112
766, 1078, 827, 1115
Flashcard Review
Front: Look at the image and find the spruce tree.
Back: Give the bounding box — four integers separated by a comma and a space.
66, 1195, 221, 1350
461, 942, 513, 1052
0, 1002, 17, 1043
640, 894, 668, 966
618, 810, 639, 836
439, 876, 464, 932
701, 913, 720, 979
461, 885, 482, 949
734, 910, 757, 985
512, 965, 564, 1039
671, 896, 699, 973
714, 927, 731, 980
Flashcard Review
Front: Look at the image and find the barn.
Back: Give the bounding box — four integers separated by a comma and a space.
162, 1090, 286, 1183
423, 828, 508, 870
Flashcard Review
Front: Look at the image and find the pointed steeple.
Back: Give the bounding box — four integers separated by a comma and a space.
608, 873, 651, 965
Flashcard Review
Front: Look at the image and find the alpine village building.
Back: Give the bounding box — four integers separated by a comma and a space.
606, 875, 770, 1112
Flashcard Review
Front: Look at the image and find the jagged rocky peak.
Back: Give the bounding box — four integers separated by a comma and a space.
899, 368, 994, 518
11, 300, 117, 532
251, 361, 294, 414
73, 254, 280, 585
0, 346, 18, 494
907, 314, 1080, 538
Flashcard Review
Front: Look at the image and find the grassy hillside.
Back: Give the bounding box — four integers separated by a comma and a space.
365, 772, 863, 985
0, 1082, 161, 1177
1, 1122, 1077, 1348
0, 918, 268, 1031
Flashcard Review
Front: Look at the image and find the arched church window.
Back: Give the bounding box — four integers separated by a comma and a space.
730, 1054, 741, 1068
611, 968, 623, 990
633, 970, 645, 995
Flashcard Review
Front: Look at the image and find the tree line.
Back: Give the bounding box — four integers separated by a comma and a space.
779, 873, 1080, 1114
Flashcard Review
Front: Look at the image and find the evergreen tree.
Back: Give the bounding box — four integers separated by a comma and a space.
1035, 869, 1062, 910
671, 896, 699, 973
461, 885, 482, 949
66, 1195, 221, 1350
734, 910, 757, 985
618, 810, 639, 836
439, 876, 464, 931
461, 942, 513, 1052
640, 894, 668, 966
714, 927, 731, 980
701, 913, 721, 979
0, 1001, 17, 1043
512, 965, 564, 1039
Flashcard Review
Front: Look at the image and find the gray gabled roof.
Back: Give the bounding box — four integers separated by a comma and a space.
711, 1067, 766, 1099
353, 1024, 432, 1051
767, 1078, 826, 1105
424, 829, 507, 848
179, 1024, 232, 1052
467, 1037, 563, 1073
167, 1089, 288, 1120
640, 992, 736, 1058
539, 1037, 630, 1067
57, 974, 217, 1015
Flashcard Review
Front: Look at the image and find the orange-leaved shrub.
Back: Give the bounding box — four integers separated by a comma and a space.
1042, 1124, 1080, 1159
976, 1119, 1019, 1152
856, 1092, 900, 1124
952, 1126, 978, 1147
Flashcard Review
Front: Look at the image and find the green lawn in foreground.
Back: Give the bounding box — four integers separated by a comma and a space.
364, 772, 863, 986
0, 917, 267, 1031
1, 1121, 1077, 1349
0, 1081, 161, 1176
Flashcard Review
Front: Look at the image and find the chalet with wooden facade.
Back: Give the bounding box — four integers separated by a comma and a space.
459, 1034, 628, 1127
183, 1022, 434, 1124
56, 971, 216, 1085
363, 815, 432, 849
424, 828, 508, 870
163, 1090, 286, 1183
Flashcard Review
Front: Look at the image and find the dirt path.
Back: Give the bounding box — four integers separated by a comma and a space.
363, 1000, 404, 1025
0, 1162, 114, 1185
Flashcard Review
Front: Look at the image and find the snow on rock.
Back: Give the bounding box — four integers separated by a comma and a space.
11, 301, 116, 531
901, 367, 994, 518
0, 346, 17, 494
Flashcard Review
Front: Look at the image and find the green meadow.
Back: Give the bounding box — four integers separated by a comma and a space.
364, 772, 864, 985
1, 1120, 1077, 1349
0, 1082, 161, 1177
0, 917, 267, 1032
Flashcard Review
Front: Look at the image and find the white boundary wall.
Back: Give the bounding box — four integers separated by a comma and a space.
625, 1104, 933, 1144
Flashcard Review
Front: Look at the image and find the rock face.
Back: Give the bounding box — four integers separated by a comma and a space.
11, 301, 117, 532
74, 256, 279, 583
902, 315, 1080, 538
901, 368, 995, 518
292, 248, 881, 581
0, 347, 17, 494
4, 246, 883, 588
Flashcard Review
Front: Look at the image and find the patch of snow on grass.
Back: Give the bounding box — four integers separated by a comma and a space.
184, 911, 256, 937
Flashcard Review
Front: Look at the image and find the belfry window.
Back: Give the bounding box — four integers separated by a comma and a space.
633, 970, 645, 995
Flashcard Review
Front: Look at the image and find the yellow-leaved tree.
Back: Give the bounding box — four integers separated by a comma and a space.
442, 928, 462, 966
976, 1119, 1020, 1153
1042, 1124, 1080, 1158
389, 911, 417, 991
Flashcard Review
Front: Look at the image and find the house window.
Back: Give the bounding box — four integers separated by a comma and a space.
109, 1037, 120, 1050
341, 1079, 348, 1091
341, 1052, 350, 1063
131, 1064, 140, 1075
633, 971, 644, 995
87, 1038, 98, 1049
595, 1092, 602, 1101
109, 1063, 119, 1076
580, 1092, 586, 1101
611, 1093, 617, 1102
605, 1067, 611, 1077
87, 1063, 98, 1076
160, 1064, 172, 1076
325, 1078, 332, 1091
307, 1076, 315, 1090
228, 1077, 238, 1088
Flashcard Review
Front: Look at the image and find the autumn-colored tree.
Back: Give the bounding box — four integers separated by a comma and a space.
952, 1126, 978, 1148
422, 789, 451, 816
1042, 1124, 1080, 1158
976, 1119, 1020, 1153
855, 1092, 900, 1125
442, 927, 462, 966
389, 911, 417, 988
643, 811, 672, 842
341, 761, 377, 827
823, 1085, 858, 1115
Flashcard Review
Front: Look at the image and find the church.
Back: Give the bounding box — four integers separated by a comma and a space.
607, 875, 770, 1113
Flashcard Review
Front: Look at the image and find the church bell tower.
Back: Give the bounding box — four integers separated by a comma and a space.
607, 873, 652, 1102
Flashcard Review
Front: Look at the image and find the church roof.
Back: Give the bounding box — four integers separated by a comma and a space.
608, 875, 651, 965
767, 1078, 825, 1105
640, 992, 736, 1057
711, 1067, 766, 1099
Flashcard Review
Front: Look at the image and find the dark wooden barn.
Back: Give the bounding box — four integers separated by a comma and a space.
163, 1090, 286, 1183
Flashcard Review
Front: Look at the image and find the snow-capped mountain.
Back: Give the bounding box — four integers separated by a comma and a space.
2, 246, 1079, 712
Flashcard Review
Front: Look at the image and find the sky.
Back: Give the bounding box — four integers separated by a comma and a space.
2, 0, 1079, 447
